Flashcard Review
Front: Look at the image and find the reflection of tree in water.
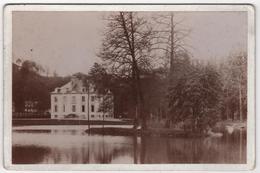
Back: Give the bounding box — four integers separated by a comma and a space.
141, 137, 204, 163
166, 138, 204, 163
133, 135, 138, 164
199, 130, 246, 163
93, 137, 133, 164
81, 143, 90, 163
12, 145, 50, 164
140, 136, 146, 164
93, 137, 113, 163
41, 136, 133, 164
135, 131, 246, 164
134, 136, 173, 163
12, 130, 246, 164
134, 136, 207, 163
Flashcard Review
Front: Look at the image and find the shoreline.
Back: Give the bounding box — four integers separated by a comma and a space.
13, 118, 133, 126
86, 127, 207, 138
13, 119, 246, 138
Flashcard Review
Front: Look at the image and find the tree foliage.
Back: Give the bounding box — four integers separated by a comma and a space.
168, 63, 223, 132
220, 52, 247, 121
98, 94, 114, 117
88, 62, 135, 119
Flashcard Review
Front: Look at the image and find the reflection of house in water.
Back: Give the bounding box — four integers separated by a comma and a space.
41, 135, 134, 164
50, 75, 113, 119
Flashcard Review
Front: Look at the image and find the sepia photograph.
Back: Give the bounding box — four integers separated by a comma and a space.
3, 4, 255, 171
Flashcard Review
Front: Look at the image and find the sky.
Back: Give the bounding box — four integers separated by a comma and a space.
12, 11, 247, 76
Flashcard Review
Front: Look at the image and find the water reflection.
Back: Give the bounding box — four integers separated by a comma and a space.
12, 145, 50, 164
12, 126, 246, 164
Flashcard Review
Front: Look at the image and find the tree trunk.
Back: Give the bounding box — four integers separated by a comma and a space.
119, 12, 146, 130
226, 90, 229, 120
102, 113, 104, 129
132, 65, 138, 129
87, 85, 90, 130
133, 106, 138, 129
170, 13, 175, 73
165, 13, 175, 129
239, 78, 243, 122
134, 61, 146, 130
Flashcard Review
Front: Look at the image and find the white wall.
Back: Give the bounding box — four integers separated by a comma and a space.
51, 93, 112, 120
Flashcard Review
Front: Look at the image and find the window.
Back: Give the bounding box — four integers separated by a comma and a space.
82, 96, 85, 102
91, 96, 95, 102
63, 96, 67, 102
82, 88, 85, 92
54, 105, 58, 112
72, 96, 76, 103
57, 88, 61, 93
54, 97, 58, 102
72, 105, 76, 112
91, 115, 94, 118
63, 105, 65, 112
91, 105, 95, 112
82, 105, 85, 112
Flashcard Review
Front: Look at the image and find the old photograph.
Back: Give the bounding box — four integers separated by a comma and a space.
3, 4, 255, 170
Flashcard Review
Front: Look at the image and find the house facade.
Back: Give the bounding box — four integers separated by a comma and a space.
50, 76, 113, 119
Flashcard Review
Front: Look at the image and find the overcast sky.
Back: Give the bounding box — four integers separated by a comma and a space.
12, 11, 247, 76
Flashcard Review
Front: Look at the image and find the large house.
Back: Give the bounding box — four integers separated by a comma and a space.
50, 76, 113, 119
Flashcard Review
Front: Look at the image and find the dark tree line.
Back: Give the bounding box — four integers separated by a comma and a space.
12, 60, 70, 112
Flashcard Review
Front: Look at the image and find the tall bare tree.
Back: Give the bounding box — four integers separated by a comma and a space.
151, 12, 191, 73
98, 12, 154, 130
151, 12, 191, 127
221, 52, 247, 121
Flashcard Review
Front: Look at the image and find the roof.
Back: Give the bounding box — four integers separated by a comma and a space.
51, 77, 91, 94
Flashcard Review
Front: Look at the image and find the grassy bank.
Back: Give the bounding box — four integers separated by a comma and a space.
13, 118, 133, 126
86, 120, 247, 137
213, 120, 246, 132
86, 127, 205, 138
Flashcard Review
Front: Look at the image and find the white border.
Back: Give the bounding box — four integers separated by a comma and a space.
3, 4, 255, 171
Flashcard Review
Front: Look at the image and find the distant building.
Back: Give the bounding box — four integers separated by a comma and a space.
24, 100, 38, 113
50, 76, 113, 119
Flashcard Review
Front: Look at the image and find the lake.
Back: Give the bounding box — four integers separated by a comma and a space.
12, 125, 246, 164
